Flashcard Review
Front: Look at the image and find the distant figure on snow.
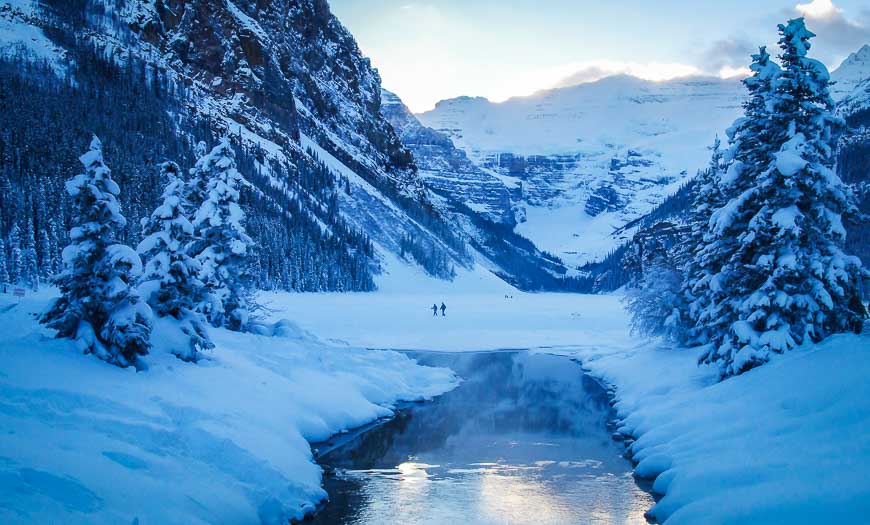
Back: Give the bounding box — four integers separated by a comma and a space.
432, 303, 439, 317
440, 302, 447, 317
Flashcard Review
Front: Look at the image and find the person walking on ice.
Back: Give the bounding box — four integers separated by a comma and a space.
432, 303, 438, 317
440, 302, 446, 317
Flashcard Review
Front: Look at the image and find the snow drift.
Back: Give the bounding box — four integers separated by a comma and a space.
0, 291, 457, 524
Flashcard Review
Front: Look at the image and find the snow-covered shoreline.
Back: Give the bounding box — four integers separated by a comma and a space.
0, 291, 457, 524
277, 287, 870, 524
3, 284, 868, 524
559, 334, 870, 524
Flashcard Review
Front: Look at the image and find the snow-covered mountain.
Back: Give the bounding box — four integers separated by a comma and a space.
0, 0, 471, 288
417, 75, 745, 265
832, 44, 870, 102
380, 89, 584, 290
578, 43, 870, 291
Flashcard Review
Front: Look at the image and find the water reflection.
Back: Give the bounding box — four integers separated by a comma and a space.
309, 352, 653, 525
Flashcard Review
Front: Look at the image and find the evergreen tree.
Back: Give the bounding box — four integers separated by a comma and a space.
41, 136, 152, 368
22, 222, 39, 291
186, 141, 210, 210
0, 237, 8, 287
38, 228, 53, 279
697, 19, 866, 377
8, 223, 22, 285
191, 138, 254, 331
138, 161, 213, 361
622, 220, 687, 340
678, 138, 727, 345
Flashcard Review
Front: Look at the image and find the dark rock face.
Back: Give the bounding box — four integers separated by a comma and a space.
479, 153, 582, 206
122, 0, 424, 201
585, 184, 625, 217
381, 90, 515, 225
838, 107, 870, 265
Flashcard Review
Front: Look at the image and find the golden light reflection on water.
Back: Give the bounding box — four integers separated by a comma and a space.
343, 458, 652, 525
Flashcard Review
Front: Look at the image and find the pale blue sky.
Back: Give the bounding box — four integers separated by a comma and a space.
329, 0, 870, 112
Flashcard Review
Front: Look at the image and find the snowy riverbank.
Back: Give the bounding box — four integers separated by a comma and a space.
278, 286, 870, 524
0, 291, 457, 524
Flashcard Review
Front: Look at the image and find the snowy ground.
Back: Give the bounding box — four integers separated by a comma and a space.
0, 290, 456, 525
561, 335, 870, 524
2, 262, 868, 524
271, 264, 870, 524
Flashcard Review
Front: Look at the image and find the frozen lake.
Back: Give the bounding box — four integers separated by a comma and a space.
308, 351, 654, 524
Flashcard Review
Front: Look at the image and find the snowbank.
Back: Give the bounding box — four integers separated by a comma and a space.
562, 335, 870, 524
0, 291, 457, 524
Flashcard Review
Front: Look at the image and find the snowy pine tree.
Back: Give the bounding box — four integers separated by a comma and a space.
0, 237, 8, 287
678, 138, 727, 345
38, 228, 53, 279
696, 19, 866, 377
41, 136, 152, 368
191, 138, 254, 331
8, 224, 22, 285
138, 161, 214, 361
22, 223, 39, 291
186, 141, 210, 210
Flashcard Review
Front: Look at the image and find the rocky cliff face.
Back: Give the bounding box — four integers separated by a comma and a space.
381, 89, 515, 225
120, 0, 424, 201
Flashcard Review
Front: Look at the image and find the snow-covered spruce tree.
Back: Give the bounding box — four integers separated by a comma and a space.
624, 263, 685, 339
677, 138, 727, 345
8, 223, 22, 285
41, 136, 152, 368
186, 141, 210, 211
688, 47, 784, 361
191, 138, 254, 331
0, 237, 8, 286
698, 19, 866, 378
22, 223, 39, 291
138, 161, 214, 361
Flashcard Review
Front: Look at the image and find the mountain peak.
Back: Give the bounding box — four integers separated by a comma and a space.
831, 44, 870, 101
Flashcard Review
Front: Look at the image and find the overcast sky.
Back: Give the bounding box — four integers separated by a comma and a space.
329, 0, 870, 112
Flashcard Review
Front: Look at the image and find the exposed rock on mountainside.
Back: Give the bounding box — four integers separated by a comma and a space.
381, 89, 515, 225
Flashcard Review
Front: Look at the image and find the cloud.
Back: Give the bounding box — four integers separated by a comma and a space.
553, 61, 704, 89
700, 37, 758, 73
796, 0, 840, 19
792, 0, 870, 64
